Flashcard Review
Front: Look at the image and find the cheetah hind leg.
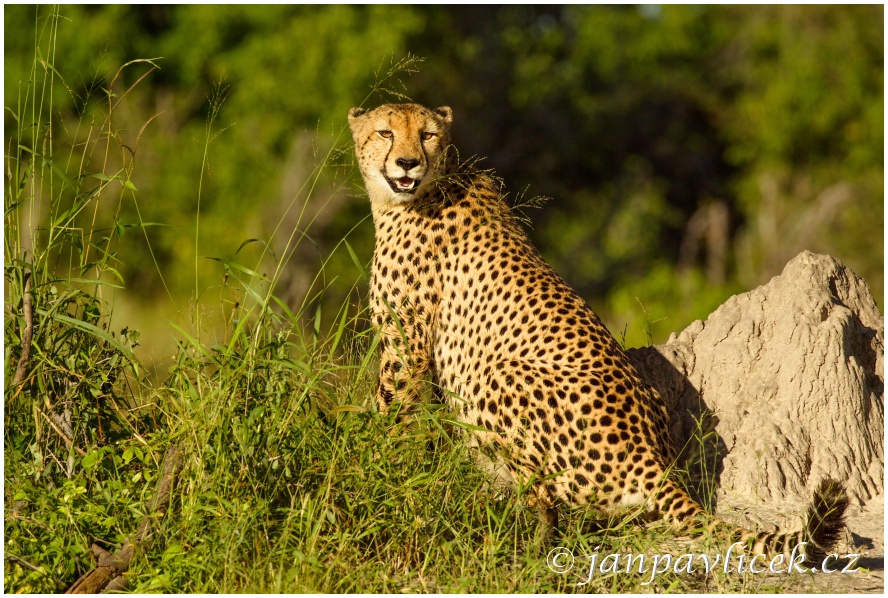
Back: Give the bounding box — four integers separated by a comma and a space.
528, 488, 560, 544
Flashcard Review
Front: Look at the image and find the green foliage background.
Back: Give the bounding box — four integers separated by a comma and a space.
5, 5, 882, 358
3, 5, 883, 593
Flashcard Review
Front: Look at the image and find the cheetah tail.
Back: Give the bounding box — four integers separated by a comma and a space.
745, 477, 849, 563
656, 476, 849, 565
800, 477, 849, 564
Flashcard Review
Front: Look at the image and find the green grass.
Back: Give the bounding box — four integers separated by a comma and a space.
5, 11, 809, 594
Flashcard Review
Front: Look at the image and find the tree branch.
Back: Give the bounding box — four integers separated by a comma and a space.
65, 445, 183, 594
12, 270, 33, 387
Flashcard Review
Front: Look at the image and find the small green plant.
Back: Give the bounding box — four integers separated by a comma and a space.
4, 7, 161, 591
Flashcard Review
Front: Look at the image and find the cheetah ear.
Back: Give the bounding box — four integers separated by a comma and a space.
347, 107, 366, 121
434, 106, 453, 125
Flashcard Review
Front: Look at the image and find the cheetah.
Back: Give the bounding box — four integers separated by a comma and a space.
348, 102, 847, 561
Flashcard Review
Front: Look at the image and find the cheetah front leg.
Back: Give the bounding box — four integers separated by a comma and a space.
375, 306, 433, 417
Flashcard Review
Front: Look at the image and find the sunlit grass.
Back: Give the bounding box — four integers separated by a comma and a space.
4, 12, 812, 593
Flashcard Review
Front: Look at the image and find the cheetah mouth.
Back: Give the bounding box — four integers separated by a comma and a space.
386, 175, 420, 194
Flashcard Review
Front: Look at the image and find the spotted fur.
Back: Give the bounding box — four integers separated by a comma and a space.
348, 103, 847, 560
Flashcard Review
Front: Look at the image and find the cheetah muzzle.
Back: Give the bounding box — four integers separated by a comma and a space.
348, 102, 848, 561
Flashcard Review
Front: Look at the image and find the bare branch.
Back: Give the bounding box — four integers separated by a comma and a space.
12, 270, 33, 387
66, 445, 183, 594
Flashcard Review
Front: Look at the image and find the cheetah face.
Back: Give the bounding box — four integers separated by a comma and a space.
348, 103, 453, 206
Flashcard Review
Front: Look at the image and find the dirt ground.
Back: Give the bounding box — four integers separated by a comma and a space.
652, 494, 885, 593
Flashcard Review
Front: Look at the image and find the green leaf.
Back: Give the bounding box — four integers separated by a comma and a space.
329, 300, 350, 355
329, 404, 367, 415
234, 238, 277, 261
65, 277, 123, 289
82, 449, 103, 470
162, 542, 184, 562
344, 239, 369, 283
202, 256, 270, 281
167, 321, 215, 362
40, 310, 138, 365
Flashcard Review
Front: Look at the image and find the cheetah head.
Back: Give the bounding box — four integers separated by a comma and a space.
348, 103, 453, 206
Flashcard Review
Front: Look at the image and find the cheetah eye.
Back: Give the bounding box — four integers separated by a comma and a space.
378, 130, 393, 139
421, 132, 436, 141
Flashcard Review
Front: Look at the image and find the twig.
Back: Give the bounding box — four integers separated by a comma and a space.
36, 407, 87, 457
65, 445, 183, 594
13, 270, 33, 387
6, 553, 67, 591
106, 394, 151, 449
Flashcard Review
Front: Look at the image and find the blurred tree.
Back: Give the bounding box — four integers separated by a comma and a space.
410, 5, 882, 344
5, 5, 882, 355
5, 4, 423, 319
717, 6, 883, 292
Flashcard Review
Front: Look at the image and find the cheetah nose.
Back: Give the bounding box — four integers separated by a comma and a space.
396, 157, 420, 171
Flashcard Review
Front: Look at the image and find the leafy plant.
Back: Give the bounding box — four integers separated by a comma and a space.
4, 7, 159, 591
